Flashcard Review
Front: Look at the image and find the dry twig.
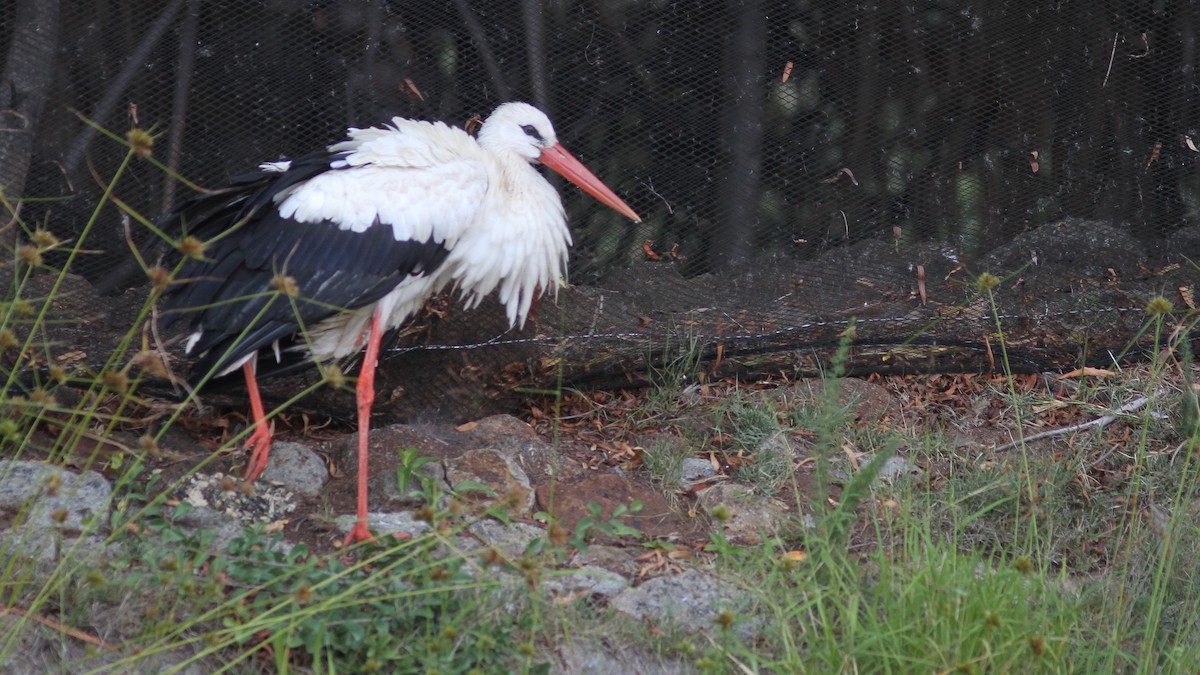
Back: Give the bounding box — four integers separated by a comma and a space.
993, 390, 1160, 452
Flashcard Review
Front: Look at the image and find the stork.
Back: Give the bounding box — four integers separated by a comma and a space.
159, 102, 640, 544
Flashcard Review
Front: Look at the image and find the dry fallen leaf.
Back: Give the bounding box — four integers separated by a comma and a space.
1058, 367, 1115, 379
1, 606, 120, 654
552, 590, 590, 606
1145, 141, 1162, 172
1132, 31, 1150, 58
402, 78, 425, 101
820, 167, 859, 185
1032, 399, 1069, 414
642, 239, 662, 261
456, 420, 479, 432
842, 442, 863, 470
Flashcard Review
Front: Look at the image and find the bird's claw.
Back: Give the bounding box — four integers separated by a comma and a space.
342, 521, 376, 546
243, 426, 272, 482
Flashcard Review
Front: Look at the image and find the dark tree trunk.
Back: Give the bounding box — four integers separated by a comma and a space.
0, 0, 60, 242
522, 0, 549, 112
713, 0, 766, 270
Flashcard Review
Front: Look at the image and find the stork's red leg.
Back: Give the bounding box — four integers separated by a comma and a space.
242, 359, 273, 481
343, 309, 385, 545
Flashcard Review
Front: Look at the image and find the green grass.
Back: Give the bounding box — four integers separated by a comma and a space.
640, 436, 691, 493
611, 283, 1200, 672
3, 122, 1200, 673
682, 283, 1200, 673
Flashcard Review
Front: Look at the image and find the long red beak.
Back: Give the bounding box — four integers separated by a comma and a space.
539, 143, 641, 223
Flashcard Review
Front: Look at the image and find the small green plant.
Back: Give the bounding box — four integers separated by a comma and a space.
640, 331, 706, 420
395, 447, 441, 500
195, 530, 533, 673
708, 391, 795, 496
640, 438, 691, 492
649, 332, 705, 392
537, 500, 644, 554
719, 396, 779, 451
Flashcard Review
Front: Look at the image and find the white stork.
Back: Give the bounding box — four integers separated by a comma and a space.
160, 102, 640, 543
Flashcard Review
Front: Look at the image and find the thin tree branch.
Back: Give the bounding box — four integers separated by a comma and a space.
451, 0, 511, 101
62, 0, 187, 175
993, 391, 1159, 453
161, 0, 200, 213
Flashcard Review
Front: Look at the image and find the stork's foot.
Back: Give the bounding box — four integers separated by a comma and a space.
243, 424, 273, 482
342, 520, 376, 546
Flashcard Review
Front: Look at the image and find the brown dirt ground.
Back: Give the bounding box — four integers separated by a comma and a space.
23, 360, 1181, 566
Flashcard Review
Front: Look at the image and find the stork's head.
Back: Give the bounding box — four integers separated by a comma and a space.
477, 102, 559, 161
477, 102, 641, 222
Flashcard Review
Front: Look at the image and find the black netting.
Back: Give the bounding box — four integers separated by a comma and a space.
3, 1, 1198, 419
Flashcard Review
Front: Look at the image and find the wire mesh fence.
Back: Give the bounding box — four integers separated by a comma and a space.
3, 0, 1198, 418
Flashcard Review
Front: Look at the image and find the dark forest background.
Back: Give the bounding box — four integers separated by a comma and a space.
2, 0, 1198, 291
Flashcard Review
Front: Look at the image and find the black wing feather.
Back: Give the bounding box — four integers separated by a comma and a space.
159, 156, 452, 384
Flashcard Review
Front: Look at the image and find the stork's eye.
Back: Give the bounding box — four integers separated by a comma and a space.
521, 124, 544, 142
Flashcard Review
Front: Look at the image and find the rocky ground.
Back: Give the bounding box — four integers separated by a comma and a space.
1, 372, 945, 673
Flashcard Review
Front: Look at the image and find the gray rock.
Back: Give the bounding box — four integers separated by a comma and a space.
335, 511, 432, 539
0, 532, 112, 564
176, 472, 296, 525
875, 456, 922, 482
757, 429, 803, 459
569, 544, 644, 578
259, 441, 328, 496
696, 482, 788, 542
611, 569, 758, 638
163, 501, 294, 556
205, 518, 294, 556
208, 518, 253, 552
679, 457, 716, 487
542, 565, 629, 600
372, 455, 447, 504
458, 416, 558, 477
467, 518, 544, 558
444, 448, 535, 515
554, 638, 696, 674
171, 501, 227, 528
0, 460, 111, 534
